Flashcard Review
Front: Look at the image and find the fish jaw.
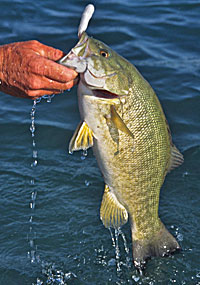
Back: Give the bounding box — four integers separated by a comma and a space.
59, 33, 130, 97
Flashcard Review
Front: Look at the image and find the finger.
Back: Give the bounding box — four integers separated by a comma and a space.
25, 40, 65, 61
27, 75, 76, 91
44, 61, 78, 83
26, 55, 78, 83
28, 56, 78, 83
27, 89, 61, 99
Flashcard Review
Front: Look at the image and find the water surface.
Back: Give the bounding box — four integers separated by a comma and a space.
0, 1, 200, 284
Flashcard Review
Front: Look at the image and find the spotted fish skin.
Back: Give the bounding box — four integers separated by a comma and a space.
60, 32, 183, 269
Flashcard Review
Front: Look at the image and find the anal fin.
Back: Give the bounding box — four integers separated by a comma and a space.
69, 121, 93, 153
100, 185, 128, 229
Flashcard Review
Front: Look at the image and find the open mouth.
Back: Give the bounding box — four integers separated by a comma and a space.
93, 89, 119, 99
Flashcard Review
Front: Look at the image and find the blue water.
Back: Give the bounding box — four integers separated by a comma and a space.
0, 1, 200, 284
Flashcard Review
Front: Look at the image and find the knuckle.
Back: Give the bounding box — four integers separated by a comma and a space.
28, 40, 39, 46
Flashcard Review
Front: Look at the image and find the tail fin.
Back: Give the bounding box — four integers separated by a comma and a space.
131, 223, 181, 270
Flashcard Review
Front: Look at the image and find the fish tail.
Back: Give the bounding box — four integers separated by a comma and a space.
131, 222, 181, 270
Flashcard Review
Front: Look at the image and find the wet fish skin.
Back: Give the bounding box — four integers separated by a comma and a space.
60, 32, 183, 269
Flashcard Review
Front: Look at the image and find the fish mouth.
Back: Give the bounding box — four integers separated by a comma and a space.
81, 69, 120, 99
93, 89, 119, 99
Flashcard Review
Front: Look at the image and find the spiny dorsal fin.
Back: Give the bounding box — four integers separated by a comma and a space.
69, 121, 93, 153
168, 144, 184, 173
100, 185, 128, 229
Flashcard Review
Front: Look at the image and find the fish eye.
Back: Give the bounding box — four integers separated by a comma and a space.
100, 50, 109, 58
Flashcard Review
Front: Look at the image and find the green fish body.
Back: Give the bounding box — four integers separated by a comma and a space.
60, 32, 183, 269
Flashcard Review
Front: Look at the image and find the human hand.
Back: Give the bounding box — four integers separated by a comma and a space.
0, 40, 78, 99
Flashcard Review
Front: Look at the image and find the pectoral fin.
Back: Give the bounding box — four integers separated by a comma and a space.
69, 121, 93, 153
110, 105, 134, 139
100, 185, 128, 229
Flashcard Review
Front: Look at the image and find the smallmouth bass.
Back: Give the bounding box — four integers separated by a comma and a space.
60, 4, 183, 270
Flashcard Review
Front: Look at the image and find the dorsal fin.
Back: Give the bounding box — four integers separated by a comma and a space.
168, 145, 184, 173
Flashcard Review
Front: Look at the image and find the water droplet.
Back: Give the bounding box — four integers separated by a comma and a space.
64, 272, 77, 280
42, 94, 55, 103
33, 150, 37, 158
36, 278, 43, 285
81, 149, 88, 160
36, 97, 41, 104
85, 180, 90, 186
31, 191, 37, 201
109, 228, 116, 247
30, 239, 34, 247
30, 250, 36, 263
67, 88, 71, 92
177, 233, 183, 241
196, 272, 200, 278
183, 171, 189, 178
30, 202, 35, 209
31, 160, 38, 167
108, 258, 116, 266
132, 275, 140, 282
30, 124, 35, 134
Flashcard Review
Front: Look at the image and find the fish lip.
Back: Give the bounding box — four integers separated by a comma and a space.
87, 68, 117, 79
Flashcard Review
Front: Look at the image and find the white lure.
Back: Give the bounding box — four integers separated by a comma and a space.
78, 4, 95, 38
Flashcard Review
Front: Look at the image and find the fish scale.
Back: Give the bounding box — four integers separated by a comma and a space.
59, 4, 184, 270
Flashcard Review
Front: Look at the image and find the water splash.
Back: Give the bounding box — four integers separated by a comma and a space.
32, 262, 77, 285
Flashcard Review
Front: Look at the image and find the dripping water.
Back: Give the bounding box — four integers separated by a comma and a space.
81, 149, 88, 160
27, 98, 40, 264
27, 95, 55, 264
108, 228, 130, 273
115, 229, 121, 272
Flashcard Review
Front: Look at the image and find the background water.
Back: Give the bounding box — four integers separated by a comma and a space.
0, 0, 199, 284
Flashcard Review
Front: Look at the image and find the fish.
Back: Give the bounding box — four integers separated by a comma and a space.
59, 4, 184, 270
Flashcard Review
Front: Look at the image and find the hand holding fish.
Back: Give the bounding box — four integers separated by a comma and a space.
0, 40, 78, 99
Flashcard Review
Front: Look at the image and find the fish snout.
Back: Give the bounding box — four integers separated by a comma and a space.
59, 51, 87, 73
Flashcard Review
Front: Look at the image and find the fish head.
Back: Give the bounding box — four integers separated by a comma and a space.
59, 32, 134, 99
